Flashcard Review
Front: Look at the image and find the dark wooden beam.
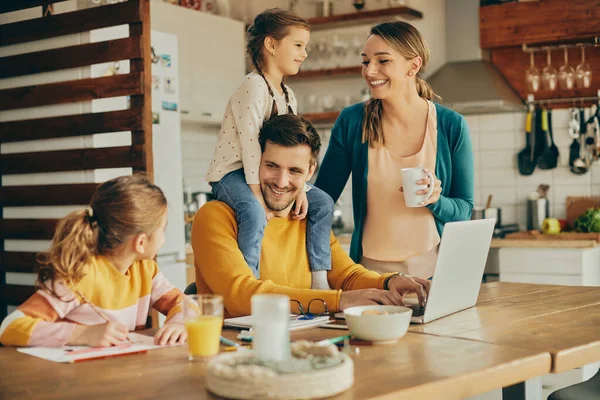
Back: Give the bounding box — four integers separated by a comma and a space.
129, 0, 154, 181
0, 285, 37, 306
0, 73, 143, 111
1, 145, 146, 175
0, 219, 58, 240
0, 109, 143, 143
0, 184, 99, 206
0, 36, 142, 79
0, 0, 141, 47
0, 1, 68, 14
0, 252, 39, 274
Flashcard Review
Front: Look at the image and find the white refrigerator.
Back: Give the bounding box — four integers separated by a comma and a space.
90, 29, 187, 308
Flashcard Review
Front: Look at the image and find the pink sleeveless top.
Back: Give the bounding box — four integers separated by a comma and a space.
361, 100, 440, 278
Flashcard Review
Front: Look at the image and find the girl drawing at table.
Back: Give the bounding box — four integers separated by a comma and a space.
0, 175, 187, 347
205, 8, 334, 290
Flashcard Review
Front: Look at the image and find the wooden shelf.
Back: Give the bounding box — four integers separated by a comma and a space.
307, 6, 422, 30
301, 111, 340, 124
291, 66, 362, 79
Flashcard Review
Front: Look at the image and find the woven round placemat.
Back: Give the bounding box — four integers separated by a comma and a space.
206, 351, 354, 400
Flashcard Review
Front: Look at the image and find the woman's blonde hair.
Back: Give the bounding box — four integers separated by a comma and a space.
36, 174, 167, 297
362, 21, 439, 147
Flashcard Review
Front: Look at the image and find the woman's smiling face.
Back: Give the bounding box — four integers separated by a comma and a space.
361, 34, 414, 100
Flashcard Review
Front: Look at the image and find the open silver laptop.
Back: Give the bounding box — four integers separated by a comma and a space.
405, 218, 496, 324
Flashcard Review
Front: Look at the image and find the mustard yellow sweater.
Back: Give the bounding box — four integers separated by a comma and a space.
192, 201, 392, 317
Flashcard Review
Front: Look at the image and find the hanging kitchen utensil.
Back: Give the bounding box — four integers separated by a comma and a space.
533, 107, 547, 163
569, 107, 581, 168
518, 107, 536, 175
572, 108, 589, 174
538, 108, 559, 169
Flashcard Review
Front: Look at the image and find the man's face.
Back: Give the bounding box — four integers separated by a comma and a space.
259, 141, 316, 216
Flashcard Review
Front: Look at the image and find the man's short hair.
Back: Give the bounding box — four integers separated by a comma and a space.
258, 114, 321, 163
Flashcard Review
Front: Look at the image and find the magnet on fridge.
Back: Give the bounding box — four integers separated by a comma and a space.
152, 75, 161, 90
159, 54, 171, 67
152, 112, 160, 125
162, 101, 178, 111
164, 76, 176, 94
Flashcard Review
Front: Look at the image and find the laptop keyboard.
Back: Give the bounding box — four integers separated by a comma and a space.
407, 303, 425, 317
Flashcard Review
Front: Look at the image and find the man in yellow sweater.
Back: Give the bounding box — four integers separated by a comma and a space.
192, 114, 430, 317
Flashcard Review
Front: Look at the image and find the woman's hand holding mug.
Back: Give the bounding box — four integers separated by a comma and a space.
399, 167, 442, 207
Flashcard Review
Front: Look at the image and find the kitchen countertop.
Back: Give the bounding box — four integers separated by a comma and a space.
491, 238, 600, 249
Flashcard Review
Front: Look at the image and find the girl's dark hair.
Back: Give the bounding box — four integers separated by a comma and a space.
246, 8, 309, 115
36, 174, 167, 296
259, 114, 321, 163
362, 21, 439, 147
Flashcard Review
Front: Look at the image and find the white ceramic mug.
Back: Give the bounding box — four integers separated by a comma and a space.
401, 167, 435, 208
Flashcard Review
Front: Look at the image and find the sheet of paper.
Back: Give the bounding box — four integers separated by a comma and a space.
17, 342, 163, 363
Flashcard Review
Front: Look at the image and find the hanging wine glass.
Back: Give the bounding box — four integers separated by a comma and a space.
541, 49, 558, 91
525, 52, 541, 93
558, 48, 575, 90
575, 46, 592, 89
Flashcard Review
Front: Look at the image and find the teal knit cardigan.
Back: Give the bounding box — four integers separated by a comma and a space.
315, 102, 474, 263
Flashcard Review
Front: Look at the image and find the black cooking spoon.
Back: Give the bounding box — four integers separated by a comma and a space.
518, 108, 536, 175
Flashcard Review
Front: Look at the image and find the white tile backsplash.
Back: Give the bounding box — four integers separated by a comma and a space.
479, 113, 515, 133
480, 168, 517, 187
479, 150, 516, 169
473, 108, 597, 228
480, 131, 519, 151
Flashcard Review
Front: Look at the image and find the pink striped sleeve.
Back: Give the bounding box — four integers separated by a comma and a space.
0, 285, 79, 347
151, 272, 185, 323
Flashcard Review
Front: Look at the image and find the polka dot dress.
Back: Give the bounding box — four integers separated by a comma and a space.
205, 71, 297, 185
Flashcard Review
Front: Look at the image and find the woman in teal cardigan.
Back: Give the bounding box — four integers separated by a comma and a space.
315, 22, 474, 278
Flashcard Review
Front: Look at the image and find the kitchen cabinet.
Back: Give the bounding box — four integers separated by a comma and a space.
151, 0, 245, 125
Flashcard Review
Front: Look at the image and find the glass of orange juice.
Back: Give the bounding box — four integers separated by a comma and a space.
183, 294, 223, 361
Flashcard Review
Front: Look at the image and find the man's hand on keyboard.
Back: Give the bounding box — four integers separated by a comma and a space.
387, 275, 431, 306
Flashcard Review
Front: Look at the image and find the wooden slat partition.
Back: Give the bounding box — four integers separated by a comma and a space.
0, 73, 144, 111
0, 36, 142, 79
0, 1, 141, 47
0, 219, 58, 240
0, 109, 143, 143
1, 146, 146, 175
0, 0, 153, 320
0, 1, 69, 14
0, 184, 99, 206
128, 1, 153, 178
0, 252, 38, 274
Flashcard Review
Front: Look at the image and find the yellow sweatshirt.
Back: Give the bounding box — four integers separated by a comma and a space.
192, 201, 392, 317
0, 257, 184, 347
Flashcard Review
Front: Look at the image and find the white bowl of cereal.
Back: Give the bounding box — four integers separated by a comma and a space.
343, 305, 412, 344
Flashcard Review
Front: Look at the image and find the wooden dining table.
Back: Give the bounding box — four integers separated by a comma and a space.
409, 282, 600, 399
1, 282, 597, 400
0, 328, 549, 400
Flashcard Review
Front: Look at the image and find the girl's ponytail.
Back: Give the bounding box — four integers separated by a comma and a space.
37, 209, 99, 298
